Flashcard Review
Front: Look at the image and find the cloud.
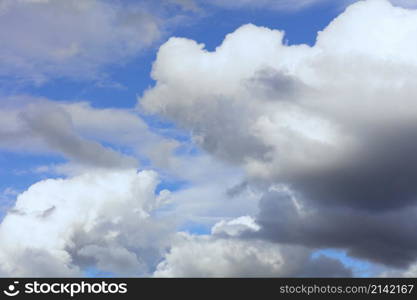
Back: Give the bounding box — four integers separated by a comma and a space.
3, 0, 417, 278
0, 95, 183, 173
0, 169, 173, 276
166, 0, 200, 12
20, 103, 138, 169
211, 216, 260, 237
0, 97, 141, 170
0, 188, 18, 220
206, 0, 333, 11
140, 0, 417, 269
389, 0, 417, 8
154, 218, 352, 277
251, 188, 417, 268
160, 154, 262, 227
203, 0, 416, 11
0, 0, 162, 84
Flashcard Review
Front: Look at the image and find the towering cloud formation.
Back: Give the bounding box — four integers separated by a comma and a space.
140, 0, 417, 269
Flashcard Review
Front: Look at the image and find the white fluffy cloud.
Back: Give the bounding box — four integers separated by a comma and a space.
0, 169, 172, 276
0, 0, 161, 84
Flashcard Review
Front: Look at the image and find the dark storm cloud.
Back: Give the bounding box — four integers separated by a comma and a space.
249, 189, 417, 268
279, 122, 417, 212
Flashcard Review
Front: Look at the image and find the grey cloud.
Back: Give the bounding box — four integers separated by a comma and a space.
226, 181, 248, 198
278, 123, 417, 212
20, 103, 137, 169
205, 0, 334, 11
4, 248, 80, 277
203, 0, 414, 11
387, 0, 417, 8
250, 189, 417, 268
0, 0, 162, 84
245, 67, 307, 101
0, 95, 179, 173
166, 0, 200, 11
65, 221, 172, 276
7, 209, 26, 216
39, 205, 56, 219
162, 96, 272, 165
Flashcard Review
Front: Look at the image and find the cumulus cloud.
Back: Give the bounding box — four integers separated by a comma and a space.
0, 169, 172, 276
154, 218, 352, 277
0, 0, 161, 84
140, 0, 417, 270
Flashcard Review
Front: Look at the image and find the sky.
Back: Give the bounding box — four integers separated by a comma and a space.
1, 0, 417, 277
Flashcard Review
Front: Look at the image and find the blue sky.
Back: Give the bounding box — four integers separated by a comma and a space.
1, 0, 416, 277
